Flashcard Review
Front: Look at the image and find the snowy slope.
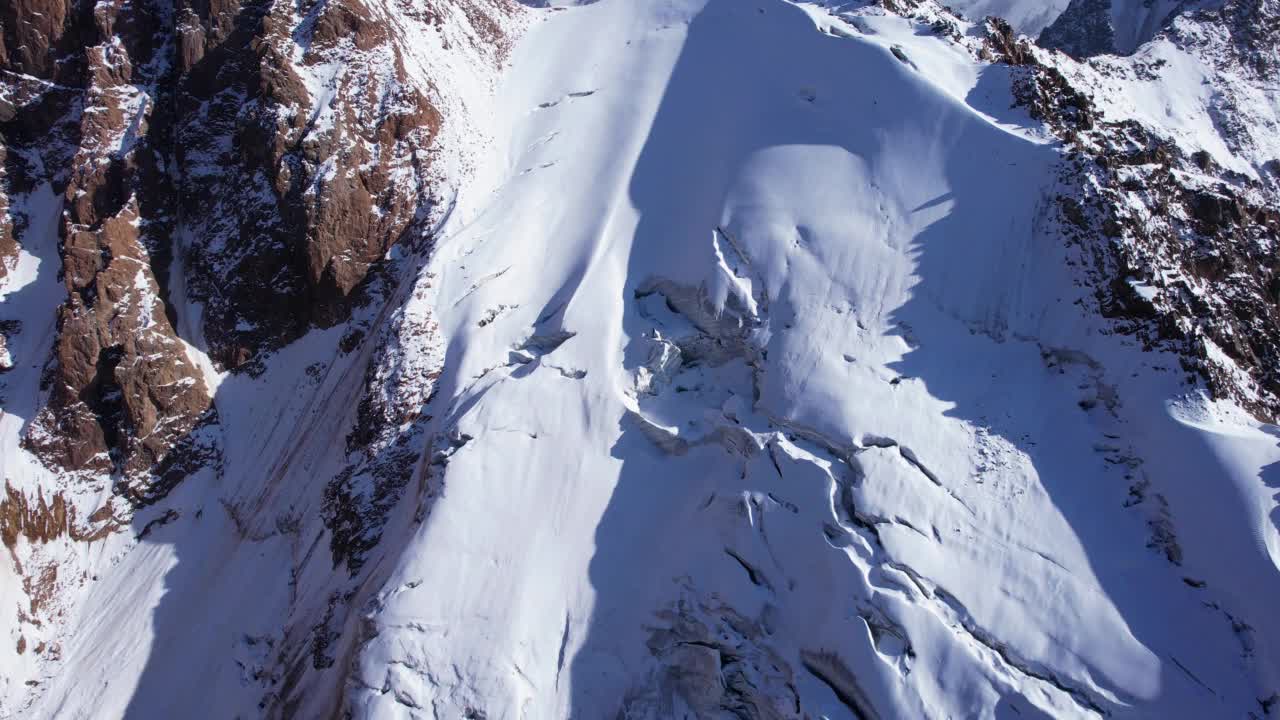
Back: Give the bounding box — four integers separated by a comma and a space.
337, 1, 1280, 718
3, 0, 1278, 718
1038, 0, 1228, 57
945, 0, 1217, 55
945, 0, 1073, 35
0, 0, 521, 715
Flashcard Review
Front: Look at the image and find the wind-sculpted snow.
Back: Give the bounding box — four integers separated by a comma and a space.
3, 0, 1279, 718
341, 1, 1279, 718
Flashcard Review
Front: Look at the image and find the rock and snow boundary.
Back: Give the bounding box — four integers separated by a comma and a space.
343, 1, 1280, 718
1, 0, 1278, 718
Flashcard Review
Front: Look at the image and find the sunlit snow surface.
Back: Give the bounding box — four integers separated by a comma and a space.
3, 1, 1278, 718
349, 2, 1280, 718
944, 0, 1073, 36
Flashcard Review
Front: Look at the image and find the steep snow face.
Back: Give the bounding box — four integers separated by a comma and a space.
1039, 0, 1225, 57
341, 1, 1280, 718
5, 0, 1279, 717
1108, 0, 1187, 53
944, 0, 1073, 35
0, 0, 520, 716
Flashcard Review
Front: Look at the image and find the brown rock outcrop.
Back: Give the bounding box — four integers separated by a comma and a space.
1, 483, 119, 549
174, 0, 451, 371
8, 0, 216, 499
4, 0, 518, 490
997, 0, 1280, 419
25, 200, 215, 484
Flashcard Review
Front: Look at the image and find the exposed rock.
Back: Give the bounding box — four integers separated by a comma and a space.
0, 170, 15, 282
174, 0, 453, 371
980, 17, 1034, 64
6, 0, 217, 497
6, 1, 1278, 718
324, 272, 446, 574
1038, 0, 1219, 58
4, 0, 517, 488
0, 0, 91, 81
626, 590, 803, 719
1, 0, 518, 712
0, 320, 16, 373
24, 196, 216, 489
1038, 0, 1119, 58
0, 483, 119, 549
994, 0, 1280, 418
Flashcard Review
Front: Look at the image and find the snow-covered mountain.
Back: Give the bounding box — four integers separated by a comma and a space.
945, 0, 1074, 36
2, 0, 1278, 718
1038, 0, 1219, 57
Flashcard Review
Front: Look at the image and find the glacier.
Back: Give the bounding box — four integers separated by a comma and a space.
2, 0, 1278, 718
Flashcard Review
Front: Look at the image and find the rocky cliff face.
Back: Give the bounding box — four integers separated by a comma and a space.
3, 0, 512, 491
1, 0, 517, 711
2, 0, 1280, 718
1015, 0, 1280, 418
5, 0, 216, 497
